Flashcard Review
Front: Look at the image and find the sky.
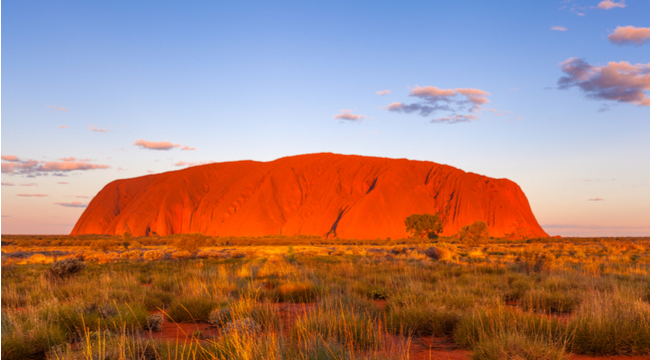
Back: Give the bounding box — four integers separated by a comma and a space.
2, 0, 649, 237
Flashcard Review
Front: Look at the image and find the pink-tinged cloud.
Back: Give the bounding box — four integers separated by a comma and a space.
48, 105, 70, 111
17, 194, 48, 197
588, 198, 605, 201
608, 26, 650, 46
174, 161, 213, 167
39, 162, 111, 172
387, 85, 490, 121
596, 0, 625, 9
59, 157, 91, 162
376, 90, 391, 96
75, 195, 89, 199
181, 146, 196, 151
334, 110, 366, 122
409, 86, 491, 105
88, 124, 109, 132
1, 157, 110, 175
488, 109, 506, 116
551, 26, 568, 31
58, 125, 70, 129
20, 183, 37, 187
1, 160, 40, 174
57, 182, 69, 185
558, 58, 650, 106
2, 182, 15, 186
54, 201, 87, 208
2, 155, 20, 162
431, 114, 478, 124
134, 139, 181, 150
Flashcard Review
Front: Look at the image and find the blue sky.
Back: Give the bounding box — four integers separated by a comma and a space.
2, 0, 649, 236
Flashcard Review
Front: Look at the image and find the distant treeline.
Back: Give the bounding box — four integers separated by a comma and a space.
2, 233, 649, 248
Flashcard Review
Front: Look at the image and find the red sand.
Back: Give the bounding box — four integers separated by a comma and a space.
71, 153, 547, 239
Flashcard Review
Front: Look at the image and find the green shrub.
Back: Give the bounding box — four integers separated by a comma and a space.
48, 259, 86, 280
454, 307, 568, 349
521, 289, 580, 314
386, 305, 461, 336
568, 295, 650, 355
1, 324, 66, 360
277, 282, 318, 303
166, 297, 218, 322
472, 332, 568, 360
143, 289, 175, 310
293, 311, 382, 350
46, 302, 148, 339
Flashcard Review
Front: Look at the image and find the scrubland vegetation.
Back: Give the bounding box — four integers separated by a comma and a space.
2, 234, 650, 360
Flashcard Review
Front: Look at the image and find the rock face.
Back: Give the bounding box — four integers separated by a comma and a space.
71, 153, 548, 239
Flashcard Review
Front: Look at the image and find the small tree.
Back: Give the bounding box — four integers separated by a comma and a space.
173, 233, 208, 254
405, 214, 443, 239
458, 221, 489, 245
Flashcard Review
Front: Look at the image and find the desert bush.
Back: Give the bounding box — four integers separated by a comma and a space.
223, 318, 261, 336
454, 307, 569, 349
1, 322, 67, 360
166, 297, 218, 322
144, 313, 163, 332
48, 259, 86, 280
386, 305, 461, 336
170, 250, 192, 259
209, 307, 232, 327
172, 233, 207, 254
521, 289, 580, 314
568, 294, 650, 355
119, 250, 142, 260
143, 289, 175, 310
405, 213, 443, 238
458, 221, 490, 245
472, 332, 568, 360
143, 249, 166, 261
292, 310, 382, 350
425, 244, 455, 261
197, 248, 221, 259
48, 302, 148, 338
277, 282, 319, 303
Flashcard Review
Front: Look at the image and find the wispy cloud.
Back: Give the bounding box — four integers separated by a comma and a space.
59, 157, 91, 162
2, 215, 10, 218
334, 110, 366, 122
57, 182, 69, 185
133, 139, 194, 151
558, 58, 650, 106
1, 157, 110, 176
2, 155, 20, 162
376, 90, 390, 96
58, 125, 70, 129
596, 0, 626, 9
88, 124, 110, 133
431, 114, 478, 124
48, 105, 69, 112
386, 85, 491, 123
75, 195, 89, 199
587, 198, 605, 201
551, 26, 568, 31
608, 26, 650, 46
20, 183, 37, 187
17, 194, 48, 197
2, 182, 15, 186
542, 224, 649, 230
54, 201, 87, 208
174, 161, 213, 167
